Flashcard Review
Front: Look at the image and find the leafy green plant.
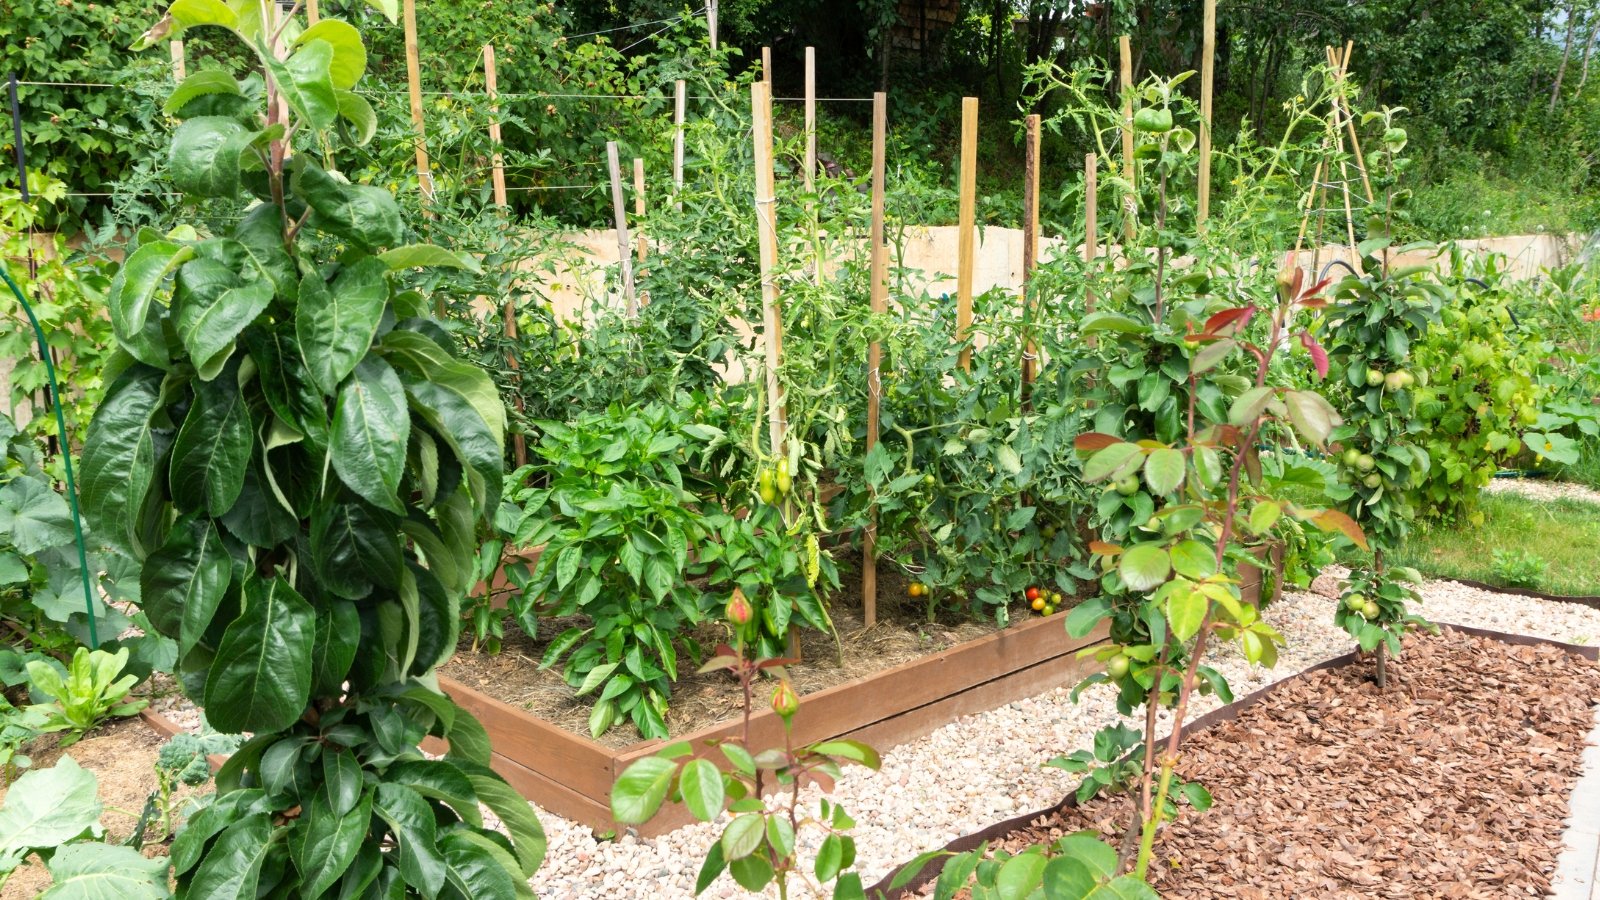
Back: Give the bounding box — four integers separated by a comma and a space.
0, 754, 171, 898
0, 178, 121, 447
1490, 548, 1548, 587
0, 0, 169, 230
496, 403, 720, 739
77, 5, 544, 895
24, 646, 147, 746
1408, 255, 1554, 520
0, 410, 157, 663
611, 592, 877, 899
0, 695, 48, 781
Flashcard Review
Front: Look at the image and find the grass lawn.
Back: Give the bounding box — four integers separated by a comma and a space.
1340, 491, 1600, 596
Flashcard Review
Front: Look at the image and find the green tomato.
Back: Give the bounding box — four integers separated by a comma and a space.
1133, 107, 1173, 133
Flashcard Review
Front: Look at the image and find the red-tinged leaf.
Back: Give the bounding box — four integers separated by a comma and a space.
1088, 540, 1123, 556
810, 770, 836, 793
697, 655, 743, 675
713, 644, 737, 658
1202, 306, 1256, 336
1299, 297, 1328, 309
1298, 276, 1332, 301
1311, 508, 1369, 551
1298, 331, 1329, 379
1074, 432, 1122, 452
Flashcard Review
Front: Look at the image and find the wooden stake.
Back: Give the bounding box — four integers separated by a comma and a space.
762, 46, 772, 85
170, 40, 186, 82
707, 0, 719, 51
955, 96, 978, 371
673, 80, 686, 211
633, 158, 648, 264
484, 44, 507, 208
751, 82, 785, 460
606, 142, 637, 315
306, 0, 320, 25
1324, 46, 1360, 271
1196, 0, 1216, 225
1021, 114, 1041, 402
806, 46, 821, 282
402, 0, 433, 207
1119, 34, 1136, 246
863, 90, 888, 629
1335, 44, 1375, 204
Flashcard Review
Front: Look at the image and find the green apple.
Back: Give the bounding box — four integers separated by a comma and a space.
1366, 368, 1385, 387
1106, 654, 1131, 678
1384, 371, 1406, 392
1344, 592, 1367, 611
1342, 448, 1362, 467
1114, 475, 1140, 496
1356, 454, 1376, 472
1363, 473, 1382, 489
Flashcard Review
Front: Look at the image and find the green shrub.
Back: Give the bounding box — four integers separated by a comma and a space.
1410, 270, 1548, 520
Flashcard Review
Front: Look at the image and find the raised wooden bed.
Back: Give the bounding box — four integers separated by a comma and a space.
437, 613, 1111, 835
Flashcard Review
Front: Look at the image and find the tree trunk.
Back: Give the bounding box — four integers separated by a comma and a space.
1551, 0, 1579, 111
1579, 12, 1599, 91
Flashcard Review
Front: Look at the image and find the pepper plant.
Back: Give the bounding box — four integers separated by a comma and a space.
79, 4, 543, 895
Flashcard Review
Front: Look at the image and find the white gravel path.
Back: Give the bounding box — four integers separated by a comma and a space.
528, 575, 1600, 899
142, 570, 1600, 898
1486, 476, 1600, 507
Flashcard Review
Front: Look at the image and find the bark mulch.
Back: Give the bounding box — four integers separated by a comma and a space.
929, 629, 1600, 899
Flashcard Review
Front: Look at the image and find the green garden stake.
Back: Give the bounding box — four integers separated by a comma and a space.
0, 265, 98, 647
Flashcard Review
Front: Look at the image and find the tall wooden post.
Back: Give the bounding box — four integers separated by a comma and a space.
402, 0, 433, 207
673, 80, 686, 211
862, 91, 888, 629
1119, 34, 1136, 246
1197, 0, 1216, 225
1021, 114, 1041, 402
762, 46, 772, 85
484, 44, 507, 208
170, 40, 186, 81
751, 82, 785, 460
956, 97, 978, 371
707, 0, 719, 51
606, 142, 637, 314
306, 0, 320, 24
633, 158, 648, 262
805, 47, 821, 282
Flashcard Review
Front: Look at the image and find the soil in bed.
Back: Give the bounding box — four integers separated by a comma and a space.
911, 629, 1600, 899
1, 716, 200, 899
442, 552, 1062, 748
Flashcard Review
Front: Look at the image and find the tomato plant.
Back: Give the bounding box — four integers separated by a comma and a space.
79, 7, 543, 894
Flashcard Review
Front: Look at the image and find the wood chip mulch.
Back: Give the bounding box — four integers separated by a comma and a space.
934, 630, 1600, 899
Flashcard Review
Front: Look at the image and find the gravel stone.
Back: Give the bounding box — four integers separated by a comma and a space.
144, 570, 1600, 898
1485, 477, 1600, 506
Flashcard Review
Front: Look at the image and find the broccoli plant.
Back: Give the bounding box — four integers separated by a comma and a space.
147, 729, 245, 841
75, 4, 544, 895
